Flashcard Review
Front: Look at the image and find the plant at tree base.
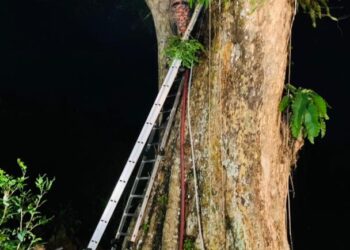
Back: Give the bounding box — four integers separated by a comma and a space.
0, 159, 55, 250
164, 36, 204, 69
280, 84, 330, 144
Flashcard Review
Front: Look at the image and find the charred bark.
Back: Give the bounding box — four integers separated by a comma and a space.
134, 0, 296, 249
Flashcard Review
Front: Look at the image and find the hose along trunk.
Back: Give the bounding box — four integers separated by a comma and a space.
179, 69, 189, 250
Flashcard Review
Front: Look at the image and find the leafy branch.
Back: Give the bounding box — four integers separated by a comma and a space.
280, 84, 330, 144
0, 159, 55, 250
164, 36, 204, 69
298, 0, 337, 27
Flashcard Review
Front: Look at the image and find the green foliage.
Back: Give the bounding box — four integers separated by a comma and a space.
157, 195, 168, 207
298, 0, 337, 27
164, 37, 204, 69
141, 223, 149, 233
279, 84, 330, 144
188, 0, 211, 8
188, 0, 267, 9
0, 159, 55, 250
184, 238, 195, 250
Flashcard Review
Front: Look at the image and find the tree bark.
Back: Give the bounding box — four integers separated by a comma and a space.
134, 0, 296, 249
145, 0, 174, 88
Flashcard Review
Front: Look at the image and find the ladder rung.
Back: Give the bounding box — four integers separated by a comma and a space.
160, 110, 172, 115
137, 176, 150, 181
130, 194, 144, 198
124, 213, 136, 217
142, 159, 156, 164
147, 142, 159, 147
154, 123, 168, 130
117, 232, 128, 237
166, 94, 177, 98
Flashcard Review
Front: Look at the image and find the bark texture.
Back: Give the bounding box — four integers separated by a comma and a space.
145, 0, 174, 87
134, 0, 295, 249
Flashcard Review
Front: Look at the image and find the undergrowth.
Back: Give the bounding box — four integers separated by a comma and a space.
0, 159, 55, 250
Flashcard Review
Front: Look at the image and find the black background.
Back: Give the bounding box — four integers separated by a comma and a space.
0, 0, 349, 249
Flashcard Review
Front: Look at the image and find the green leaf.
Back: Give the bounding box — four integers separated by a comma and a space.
286, 83, 297, 94
279, 95, 291, 112
311, 92, 329, 119
320, 119, 326, 138
17, 230, 27, 242
291, 92, 308, 138
17, 159, 27, 173
35, 176, 44, 189
304, 103, 321, 144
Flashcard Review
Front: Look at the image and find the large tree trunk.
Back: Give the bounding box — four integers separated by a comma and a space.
133, 0, 296, 249
145, 0, 174, 87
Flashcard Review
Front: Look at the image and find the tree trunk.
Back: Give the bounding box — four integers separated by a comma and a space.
145, 0, 174, 87
134, 0, 296, 249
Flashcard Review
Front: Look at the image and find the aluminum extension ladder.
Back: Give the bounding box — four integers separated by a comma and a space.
112, 73, 184, 248
86, 4, 203, 250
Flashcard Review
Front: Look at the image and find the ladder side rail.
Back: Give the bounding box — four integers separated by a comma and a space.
130, 77, 185, 242
87, 59, 181, 250
182, 4, 203, 41
115, 80, 182, 240
115, 156, 152, 239
114, 61, 183, 240
123, 60, 180, 165
159, 83, 184, 151
126, 124, 158, 201
144, 125, 159, 152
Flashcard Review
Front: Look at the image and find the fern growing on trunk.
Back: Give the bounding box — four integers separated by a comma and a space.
280, 84, 330, 144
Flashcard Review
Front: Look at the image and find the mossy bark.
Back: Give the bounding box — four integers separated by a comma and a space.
134, 0, 296, 249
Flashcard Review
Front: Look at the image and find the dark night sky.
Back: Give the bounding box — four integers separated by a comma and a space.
0, 0, 350, 249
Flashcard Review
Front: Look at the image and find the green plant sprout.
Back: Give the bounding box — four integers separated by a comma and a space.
157, 195, 168, 207
164, 36, 204, 69
184, 238, 195, 250
141, 223, 150, 233
0, 159, 55, 250
280, 84, 330, 144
